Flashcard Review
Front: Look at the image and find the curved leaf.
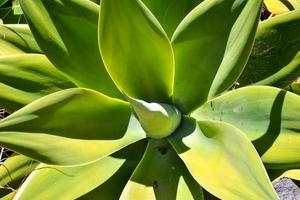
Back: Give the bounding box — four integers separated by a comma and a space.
120, 139, 203, 200
168, 117, 278, 200
0, 154, 37, 187
19, 0, 122, 99
192, 86, 300, 168
239, 10, 300, 87
126, 95, 181, 139
0, 54, 75, 113
0, 88, 146, 165
99, 0, 174, 103
172, 0, 262, 113
0, 154, 37, 196
264, 0, 300, 15
0, 24, 41, 55
141, 0, 203, 37
276, 169, 300, 181
15, 156, 125, 199
78, 140, 147, 200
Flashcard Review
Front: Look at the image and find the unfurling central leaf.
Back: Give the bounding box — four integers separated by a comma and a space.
126, 95, 181, 139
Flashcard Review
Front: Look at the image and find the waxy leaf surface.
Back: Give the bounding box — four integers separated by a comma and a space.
193, 86, 300, 168
172, 0, 262, 113
0, 88, 146, 165
120, 139, 203, 200
99, 0, 174, 103
168, 118, 278, 200
239, 10, 300, 87
19, 0, 122, 99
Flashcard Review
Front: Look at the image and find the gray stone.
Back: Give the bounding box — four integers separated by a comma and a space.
273, 177, 300, 200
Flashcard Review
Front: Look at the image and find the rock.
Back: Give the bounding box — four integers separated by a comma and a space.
273, 177, 300, 200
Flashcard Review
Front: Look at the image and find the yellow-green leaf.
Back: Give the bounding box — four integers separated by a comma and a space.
172, 0, 262, 113
0, 88, 146, 165
168, 117, 278, 200
193, 86, 300, 169
19, 0, 122, 99
120, 139, 203, 200
99, 0, 174, 103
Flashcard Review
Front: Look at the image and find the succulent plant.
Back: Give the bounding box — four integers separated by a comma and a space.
0, 0, 300, 199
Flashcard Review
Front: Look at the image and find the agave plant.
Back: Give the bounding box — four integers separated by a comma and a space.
0, 0, 300, 199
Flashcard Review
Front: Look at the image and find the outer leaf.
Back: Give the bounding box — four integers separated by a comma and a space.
0, 54, 75, 113
0, 24, 41, 55
168, 117, 278, 200
14, 156, 125, 199
172, 0, 262, 113
141, 0, 203, 37
0, 154, 37, 190
0, 88, 146, 165
120, 139, 203, 200
264, 0, 300, 14
19, 0, 122, 99
78, 140, 147, 200
276, 169, 300, 181
15, 141, 146, 200
239, 10, 300, 87
192, 86, 300, 168
99, 0, 174, 103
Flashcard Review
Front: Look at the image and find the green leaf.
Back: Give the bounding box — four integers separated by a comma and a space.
168, 117, 278, 200
12, 0, 22, 15
0, 154, 37, 193
141, 0, 203, 37
275, 169, 300, 181
14, 156, 126, 199
99, 0, 174, 103
78, 140, 147, 200
1, 191, 16, 200
0, 24, 42, 55
19, 0, 122, 99
0, 88, 146, 165
192, 86, 300, 169
126, 95, 181, 139
264, 0, 300, 14
0, 54, 75, 113
171, 0, 262, 113
239, 10, 300, 88
120, 139, 203, 200
0, 0, 9, 7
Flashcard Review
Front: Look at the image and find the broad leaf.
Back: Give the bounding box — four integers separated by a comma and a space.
141, 0, 203, 37
276, 169, 300, 181
168, 117, 278, 199
172, 0, 262, 113
15, 156, 125, 199
78, 140, 147, 200
192, 86, 300, 168
0, 88, 146, 165
0, 24, 41, 55
0, 154, 37, 196
99, 0, 174, 103
0, 54, 75, 113
239, 10, 300, 87
264, 0, 300, 14
19, 0, 122, 99
120, 139, 203, 200
15, 141, 146, 200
